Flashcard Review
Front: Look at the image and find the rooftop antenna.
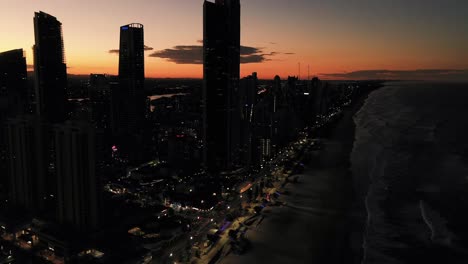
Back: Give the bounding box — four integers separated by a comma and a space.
308, 65, 310, 81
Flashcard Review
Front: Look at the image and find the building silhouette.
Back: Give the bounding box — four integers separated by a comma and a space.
111, 24, 146, 163
0, 49, 29, 193
54, 121, 101, 231
0, 49, 28, 120
109, 75, 120, 133
271, 75, 282, 151
202, 0, 241, 173
239, 72, 258, 167
5, 116, 48, 213
33, 11, 67, 123
115, 23, 145, 136
87, 74, 111, 131
88, 74, 110, 101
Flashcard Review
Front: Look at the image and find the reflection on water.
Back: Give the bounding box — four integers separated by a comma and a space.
148, 93, 187, 112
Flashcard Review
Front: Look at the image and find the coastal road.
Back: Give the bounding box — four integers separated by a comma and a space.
219, 101, 360, 264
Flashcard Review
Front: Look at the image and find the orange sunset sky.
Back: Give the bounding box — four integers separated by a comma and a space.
1, 0, 467, 80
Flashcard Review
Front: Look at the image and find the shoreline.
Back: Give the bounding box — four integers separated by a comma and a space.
343, 84, 383, 264
219, 82, 383, 264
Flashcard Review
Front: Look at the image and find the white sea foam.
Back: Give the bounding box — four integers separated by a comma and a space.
352, 82, 468, 263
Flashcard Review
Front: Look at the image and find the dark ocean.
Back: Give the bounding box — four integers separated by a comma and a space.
351, 81, 468, 263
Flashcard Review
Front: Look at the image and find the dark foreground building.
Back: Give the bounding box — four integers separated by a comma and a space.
203, 0, 241, 173
0, 49, 28, 120
0, 49, 29, 194
5, 116, 48, 213
54, 121, 101, 231
33, 11, 68, 123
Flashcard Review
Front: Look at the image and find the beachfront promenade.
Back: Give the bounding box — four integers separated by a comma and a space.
217, 91, 369, 264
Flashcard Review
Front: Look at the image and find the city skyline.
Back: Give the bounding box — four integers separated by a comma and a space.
1, 1, 467, 263
1, 0, 467, 80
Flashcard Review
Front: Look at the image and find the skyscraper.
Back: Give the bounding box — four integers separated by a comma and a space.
115, 23, 145, 136
0, 49, 28, 120
54, 121, 101, 231
88, 74, 111, 131
203, 0, 241, 173
0, 49, 28, 192
88, 74, 110, 101
239, 72, 257, 166
5, 116, 48, 213
33, 11, 68, 123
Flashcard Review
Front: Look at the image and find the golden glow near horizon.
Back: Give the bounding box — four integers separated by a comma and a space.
1, 0, 467, 80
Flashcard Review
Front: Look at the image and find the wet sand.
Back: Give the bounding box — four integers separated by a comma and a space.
221, 94, 371, 264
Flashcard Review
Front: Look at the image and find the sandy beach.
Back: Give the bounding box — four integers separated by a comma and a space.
220, 92, 372, 264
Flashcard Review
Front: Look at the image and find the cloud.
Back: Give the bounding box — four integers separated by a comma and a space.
319, 69, 468, 81
241, 54, 271, 64
149, 44, 294, 64
240, 46, 262, 55
240, 51, 284, 63
108, 45, 154, 54
149, 45, 203, 64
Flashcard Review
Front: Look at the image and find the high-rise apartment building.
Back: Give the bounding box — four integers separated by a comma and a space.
115, 23, 145, 136
202, 0, 241, 173
0, 49, 28, 120
0, 49, 29, 192
54, 121, 101, 231
33, 11, 67, 123
5, 116, 48, 213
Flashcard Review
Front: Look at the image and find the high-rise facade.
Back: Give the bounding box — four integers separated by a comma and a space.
0, 49, 29, 193
88, 74, 110, 101
33, 11, 68, 123
5, 116, 48, 213
54, 121, 101, 231
115, 23, 145, 136
239, 72, 257, 167
0, 49, 28, 120
88, 74, 111, 130
203, 0, 241, 173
